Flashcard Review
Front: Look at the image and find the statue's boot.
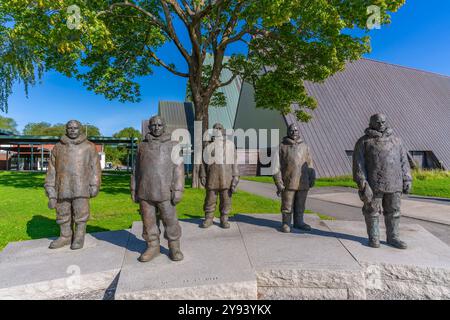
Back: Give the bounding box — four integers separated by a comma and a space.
71, 222, 87, 250
293, 212, 312, 231
385, 214, 407, 249
49, 222, 72, 249
281, 213, 292, 233
138, 239, 160, 262
220, 214, 230, 229
201, 213, 214, 228
168, 240, 184, 261
364, 215, 380, 248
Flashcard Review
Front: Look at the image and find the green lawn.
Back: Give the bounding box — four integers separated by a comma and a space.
0, 171, 327, 251
242, 170, 450, 198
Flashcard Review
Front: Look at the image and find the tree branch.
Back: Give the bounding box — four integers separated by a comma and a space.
147, 48, 189, 77
160, 1, 191, 63
97, 2, 167, 31
162, 0, 189, 25
180, 0, 195, 16
218, 73, 239, 87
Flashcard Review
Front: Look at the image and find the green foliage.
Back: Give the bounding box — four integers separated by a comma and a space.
113, 127, 142, 140
0, 115, 18, 134
23, 121, 101, 136
104, 127, 141, 165
104, 145, 125, 166
0, 0, 405, 121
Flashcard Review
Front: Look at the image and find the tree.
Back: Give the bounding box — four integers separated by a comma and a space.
0, 115, 18, 134
1, 1, 405, 185
0, 0, 405, 125
105, 126, 142, 165
113, 127, 142, 140
23, 122, 101, 136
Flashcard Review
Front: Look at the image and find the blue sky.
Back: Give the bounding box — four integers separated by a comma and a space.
4, 0, 450, 136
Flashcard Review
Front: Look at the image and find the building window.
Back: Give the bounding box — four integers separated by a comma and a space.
345, 150, 353, 165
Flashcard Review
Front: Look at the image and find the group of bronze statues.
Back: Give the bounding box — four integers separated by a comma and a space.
44, 113, 412, 262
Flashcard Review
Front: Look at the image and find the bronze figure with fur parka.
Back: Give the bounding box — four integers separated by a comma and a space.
353, 113, 412, 249
273, 123, 316, 233
131, 116, 185, 262
45, 120, 101, 250
200, 123, 239, 229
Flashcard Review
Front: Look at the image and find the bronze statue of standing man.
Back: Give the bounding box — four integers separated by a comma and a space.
45, 120, 102, 250
200, 123, 239, 229
273, 123, 315, 233
131, 116, 185, 262
353, 113, 412, 249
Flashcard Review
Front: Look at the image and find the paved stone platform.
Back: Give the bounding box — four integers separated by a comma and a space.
234, 214, 366, 299
0, 230, 130, 300
1, 214, 449, 300
114, 219, 257, 300
309, 192, 450, 225
323, 220, 450, 299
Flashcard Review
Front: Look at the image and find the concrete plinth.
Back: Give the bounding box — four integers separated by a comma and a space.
323, 220, 450, 299
234, 214, 366, 300
114, 219, 257, 300
0, 230, 130, 300
1, 214, 449, 300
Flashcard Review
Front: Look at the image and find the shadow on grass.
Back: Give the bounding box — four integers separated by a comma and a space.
0, 172, 46, 189
0, 172, 133, 196
26, 215, 111, 240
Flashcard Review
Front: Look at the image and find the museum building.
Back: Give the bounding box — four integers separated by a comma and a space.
148, 58, 450, 177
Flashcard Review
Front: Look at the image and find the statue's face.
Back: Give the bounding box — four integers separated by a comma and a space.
149, 118, 165, 137
213, 123, 225, 138
370, 114, 387, 132
288, 124, 300, 140
66, 121, 81, 139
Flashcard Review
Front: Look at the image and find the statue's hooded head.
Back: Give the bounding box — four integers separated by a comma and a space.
66, 120, 82, 140
288, 123, 300, 140
148, 116, 166, 138
369, 113, 387, 133
212, 123, 225, 140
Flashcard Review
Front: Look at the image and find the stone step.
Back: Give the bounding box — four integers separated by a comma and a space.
114, 218, 257, 300
0, 230, 130, 300
1, 214, 449, 300
233, 214, 366, 299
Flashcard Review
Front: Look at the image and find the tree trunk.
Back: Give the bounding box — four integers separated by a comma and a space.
191, 97, 210, 189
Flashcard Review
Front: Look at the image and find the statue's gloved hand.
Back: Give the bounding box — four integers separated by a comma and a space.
171, 190, 183, 206
403, 181, 412, 194
275, 183, 285, 197
89, 185, 99, 198
308, 168, 316, 188
230, 177, 239, 194
200, 177, 207, 187
48, 198, 57, 210
131, 192, 139, 203
358, 181, 373, 203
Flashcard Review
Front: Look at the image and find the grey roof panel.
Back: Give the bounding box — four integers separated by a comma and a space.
288, 58, 450, 176
204, 55, 243, 129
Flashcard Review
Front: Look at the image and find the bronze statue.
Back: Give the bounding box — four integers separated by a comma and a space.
200, 123, 239, 229
45, 120, 101, 250
131, 116, 185, 262
353, 113, 412, 249
273, 123, 315, 233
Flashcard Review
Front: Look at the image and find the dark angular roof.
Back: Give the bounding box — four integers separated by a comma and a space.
285, 58, 450, 177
